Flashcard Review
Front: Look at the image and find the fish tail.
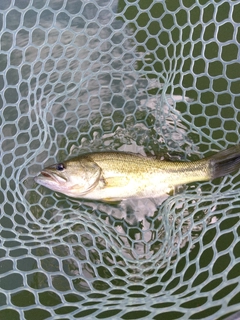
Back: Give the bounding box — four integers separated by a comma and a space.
209, 144, 240, 179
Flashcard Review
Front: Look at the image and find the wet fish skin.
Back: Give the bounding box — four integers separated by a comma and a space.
34, 145, 240, 201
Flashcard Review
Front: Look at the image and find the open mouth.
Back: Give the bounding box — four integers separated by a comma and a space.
41, 171, 52, 178
40, 170, 67, 183
40, 171, 59, 183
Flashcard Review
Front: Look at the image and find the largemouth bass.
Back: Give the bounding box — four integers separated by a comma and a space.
35, 145, 240, 201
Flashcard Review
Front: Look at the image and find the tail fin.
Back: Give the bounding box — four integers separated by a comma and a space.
209, 145, 240, 179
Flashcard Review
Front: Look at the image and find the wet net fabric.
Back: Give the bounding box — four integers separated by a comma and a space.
1, 1, 240, 319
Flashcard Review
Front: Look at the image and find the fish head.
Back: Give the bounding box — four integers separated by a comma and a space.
35, 157, 102, 198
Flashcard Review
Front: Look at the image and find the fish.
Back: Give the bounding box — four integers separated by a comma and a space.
34, 145, 240, 202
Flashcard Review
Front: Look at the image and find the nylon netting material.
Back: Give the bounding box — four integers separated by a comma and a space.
1, 1, 240, 319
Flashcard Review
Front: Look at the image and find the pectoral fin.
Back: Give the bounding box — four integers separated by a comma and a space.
99, 176, 128, 203
103, 176, 128, 188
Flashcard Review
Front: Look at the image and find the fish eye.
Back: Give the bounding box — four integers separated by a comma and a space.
56, 163, 65, 171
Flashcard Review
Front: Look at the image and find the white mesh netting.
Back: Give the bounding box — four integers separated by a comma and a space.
1, 0, 240, 319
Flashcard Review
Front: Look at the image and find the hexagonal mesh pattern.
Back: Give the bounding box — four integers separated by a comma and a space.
1, 1, 240, 319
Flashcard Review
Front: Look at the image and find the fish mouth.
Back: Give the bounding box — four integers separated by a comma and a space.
41, 171, 52, 179
39, 170, 67, 183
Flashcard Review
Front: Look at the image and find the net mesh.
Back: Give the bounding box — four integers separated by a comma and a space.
1, 0, 240, 319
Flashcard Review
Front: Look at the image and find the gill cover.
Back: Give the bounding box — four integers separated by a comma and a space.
76, 157, 103, 195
